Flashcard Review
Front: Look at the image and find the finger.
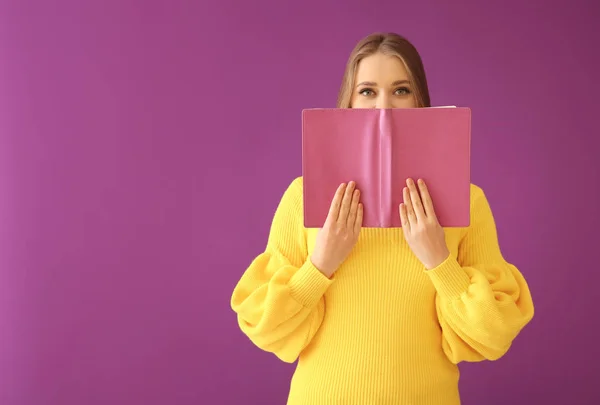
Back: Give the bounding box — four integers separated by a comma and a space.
417, 179, 436, 219
403, 186, 417, 224
326, 183, 346, 224
399, 202, 410, 232
337, 181, 356, 223
406, 178, 425, 222
346, 188, 360, 228
353, 203, 363, 234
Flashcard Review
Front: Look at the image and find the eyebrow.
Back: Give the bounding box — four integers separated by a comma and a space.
356, 80, 410, 88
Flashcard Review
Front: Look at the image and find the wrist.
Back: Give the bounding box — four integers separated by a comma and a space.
424, 249, 451, 270
310, 255, 335, 278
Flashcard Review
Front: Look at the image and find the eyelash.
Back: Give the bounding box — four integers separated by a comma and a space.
359, 87, 412, 96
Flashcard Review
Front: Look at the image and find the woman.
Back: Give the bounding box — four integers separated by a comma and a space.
230, 32, 534, 405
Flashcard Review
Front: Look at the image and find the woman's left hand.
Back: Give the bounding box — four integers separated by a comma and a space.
399, 178, 450, 270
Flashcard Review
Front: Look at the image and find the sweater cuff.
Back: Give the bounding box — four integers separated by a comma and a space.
425, 255, 471, 300
288, 259, 334, 308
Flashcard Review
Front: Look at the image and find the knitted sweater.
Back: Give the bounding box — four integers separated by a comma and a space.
231, 177, 534, 404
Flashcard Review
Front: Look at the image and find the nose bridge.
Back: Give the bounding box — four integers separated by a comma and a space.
375, 91, 391, 108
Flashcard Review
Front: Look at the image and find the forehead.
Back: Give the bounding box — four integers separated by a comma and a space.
354, 53, 409, 83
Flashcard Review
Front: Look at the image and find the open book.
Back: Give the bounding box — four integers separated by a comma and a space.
301, 106, 471, 228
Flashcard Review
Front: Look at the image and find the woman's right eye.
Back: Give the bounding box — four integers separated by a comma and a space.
359, 88, 374, 96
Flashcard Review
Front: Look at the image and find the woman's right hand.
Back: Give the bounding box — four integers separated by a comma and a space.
310, 181, 363, 278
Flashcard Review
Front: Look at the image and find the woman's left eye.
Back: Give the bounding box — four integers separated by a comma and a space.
395, 87, 411, 95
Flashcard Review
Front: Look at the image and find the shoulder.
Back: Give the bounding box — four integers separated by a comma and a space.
282, 176, 303, 199
290, 176, 304, 190
468, 183, 497, 224
469, 182, 486, 204
273, 176, 304, 213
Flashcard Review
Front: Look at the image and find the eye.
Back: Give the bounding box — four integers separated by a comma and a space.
359, 88, 375, 96
395, 87, 411, 95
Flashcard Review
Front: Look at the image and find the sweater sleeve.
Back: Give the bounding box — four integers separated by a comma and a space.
426, 185, 534, 364
230, 177, 334, 363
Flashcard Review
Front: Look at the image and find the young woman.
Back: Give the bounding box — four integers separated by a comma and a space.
230, 32, 534, 405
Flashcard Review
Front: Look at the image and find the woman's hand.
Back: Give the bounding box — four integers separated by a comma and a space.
399, 178, 450, 270
311, 181, 363, 278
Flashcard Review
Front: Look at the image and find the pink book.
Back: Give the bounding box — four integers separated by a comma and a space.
302, 107, 471, 228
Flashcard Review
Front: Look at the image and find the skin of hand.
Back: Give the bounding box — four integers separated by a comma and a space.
399, 178, 450, 270
311, 181, 363, 278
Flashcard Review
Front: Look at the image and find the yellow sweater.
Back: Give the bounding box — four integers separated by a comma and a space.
231, 177, 534, 405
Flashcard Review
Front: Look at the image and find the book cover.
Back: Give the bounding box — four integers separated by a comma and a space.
302, 107, 471, 228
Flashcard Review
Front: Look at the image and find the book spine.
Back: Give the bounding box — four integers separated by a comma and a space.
379, 109, 393, 227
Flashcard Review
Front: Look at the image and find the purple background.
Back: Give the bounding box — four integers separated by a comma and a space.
1, 0, 598, 404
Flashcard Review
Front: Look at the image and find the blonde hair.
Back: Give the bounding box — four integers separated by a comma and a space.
336, 32, 431, 108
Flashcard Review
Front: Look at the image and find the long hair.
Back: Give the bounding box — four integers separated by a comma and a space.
336, 33, 431, 108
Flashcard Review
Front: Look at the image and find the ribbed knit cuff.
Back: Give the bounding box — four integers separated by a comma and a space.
288, 259, 334, 308
425, 255, 471, 300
